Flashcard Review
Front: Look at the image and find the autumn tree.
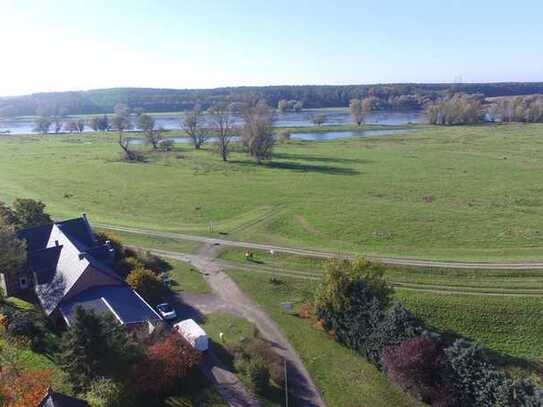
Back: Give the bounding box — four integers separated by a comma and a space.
83, 377, 126, 407
126, 268, 165, 305
208, 102, 235, 161
0, 339, 53, 407
314, 257, 393, 353
182, 105, 207, 149
131, 333, 200, 394
240, 101, 276, 164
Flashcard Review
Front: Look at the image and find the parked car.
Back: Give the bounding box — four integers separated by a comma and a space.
156, 302, 177, 320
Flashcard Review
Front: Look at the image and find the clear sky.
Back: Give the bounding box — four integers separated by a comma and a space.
1, 0, 542, 96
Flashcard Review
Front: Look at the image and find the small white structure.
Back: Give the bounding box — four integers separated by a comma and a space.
174, 319, 209, 352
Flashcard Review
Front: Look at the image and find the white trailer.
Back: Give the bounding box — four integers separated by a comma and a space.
173, 319, 209, 352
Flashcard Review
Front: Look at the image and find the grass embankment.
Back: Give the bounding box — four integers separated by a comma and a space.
219, 247, 543, 292
219, 247, 543, 362
225, 271, 422, 407
2, 124, 543, 260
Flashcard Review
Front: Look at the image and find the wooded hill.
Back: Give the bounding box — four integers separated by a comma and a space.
2, 82, 543, 116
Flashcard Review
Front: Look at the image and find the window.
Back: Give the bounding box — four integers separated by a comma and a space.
19, 276, 28, 289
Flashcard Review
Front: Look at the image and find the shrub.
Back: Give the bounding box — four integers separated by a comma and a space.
297, 303, 313, 319
6, 311, 47, 351
277, 130, 291, 143
247, 356, 270, 394
83, 377, 125, 407
365, 302, 421, 366
126, 268, 165, 305
382, 336, 455, 406
445, 339, 513, 406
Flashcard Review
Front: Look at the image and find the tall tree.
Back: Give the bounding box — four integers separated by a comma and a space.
182, 105, 207, 149
111, 104, 135, 160
12, 198, 52, 228
240, 101, 276, 164
32, 116, 51, 134
349, 99, 365, 126
60, 307, 141, 391
136, 114, 162, 149
0, 221, 26, 294
208, 102, 234, 161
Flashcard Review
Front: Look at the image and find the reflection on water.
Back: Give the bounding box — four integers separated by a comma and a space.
0, 110, 425, 135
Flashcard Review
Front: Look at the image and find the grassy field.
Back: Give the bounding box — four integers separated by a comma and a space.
96, 228, 202, 254
217, 248, 543, 362
219, 246, 543, 292
225, 270, 422, 407
2, 123, 543, 260
396, 290, 543, 362
167, 258, 210, 294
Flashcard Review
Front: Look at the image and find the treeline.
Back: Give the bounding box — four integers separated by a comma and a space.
427, 94, 543, 125
3, 82, 543, 116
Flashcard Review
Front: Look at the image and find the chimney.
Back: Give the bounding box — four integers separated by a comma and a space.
55, 240, 59, 247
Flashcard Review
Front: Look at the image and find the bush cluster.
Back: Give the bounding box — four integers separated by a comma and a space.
314, 257, 543, 406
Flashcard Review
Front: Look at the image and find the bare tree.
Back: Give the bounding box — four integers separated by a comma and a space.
33, 116, 52, 134
182, 105, 207, 149
349, 98, 365, 126
240, 101, 276, 164
64, 119, 85, 133
136, 113, 162, 149
208, 102, 234, 161
111, 104, 136, 160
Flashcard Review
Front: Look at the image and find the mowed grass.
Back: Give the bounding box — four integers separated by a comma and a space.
226, 270, 422, 407
167, 258, 210, 294
219, 247, 543, 292
395, 290, 543, 361
2, 124, 543, 260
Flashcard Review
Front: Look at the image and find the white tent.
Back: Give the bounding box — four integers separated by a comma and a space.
173, 319, 209, 352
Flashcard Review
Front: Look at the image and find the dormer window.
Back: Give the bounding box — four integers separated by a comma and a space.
19, 276, 28, 289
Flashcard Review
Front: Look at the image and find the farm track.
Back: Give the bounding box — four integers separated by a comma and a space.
99, 223, 543, 270
139, 248, 543, 297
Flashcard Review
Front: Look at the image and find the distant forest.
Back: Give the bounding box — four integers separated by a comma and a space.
2, 82, 543, 116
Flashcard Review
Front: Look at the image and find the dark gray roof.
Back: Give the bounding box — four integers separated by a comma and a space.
55, 218, 96, 249
29, 246, 62, 285
17, 223, 53, 252
38, 389, 90, 407
59, 285, 162, 326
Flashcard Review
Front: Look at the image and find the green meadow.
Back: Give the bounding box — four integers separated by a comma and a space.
1, 123, 543, 260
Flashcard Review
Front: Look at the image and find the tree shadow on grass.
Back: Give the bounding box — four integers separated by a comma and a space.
231, 160, 360, 175
273, 151, 371, 165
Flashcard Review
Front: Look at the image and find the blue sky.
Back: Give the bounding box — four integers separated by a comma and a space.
1, 0, 542, 95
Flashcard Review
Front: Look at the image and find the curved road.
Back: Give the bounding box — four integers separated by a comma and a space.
98, 223, 543, 270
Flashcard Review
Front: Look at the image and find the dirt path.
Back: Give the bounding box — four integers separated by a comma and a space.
98, 223, 543, 270
169, 244, 326, 407
147, 247, 543, 297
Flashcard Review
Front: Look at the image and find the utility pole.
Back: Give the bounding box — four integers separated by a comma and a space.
284, 358, 288, 407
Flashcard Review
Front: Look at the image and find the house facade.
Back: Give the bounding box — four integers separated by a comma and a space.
0, 214, 162, 331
